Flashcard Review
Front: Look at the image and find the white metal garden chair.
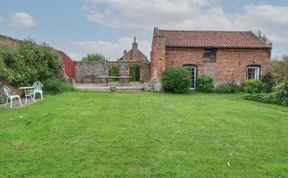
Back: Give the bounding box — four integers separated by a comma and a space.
2, 85, 23, 108
32, 81, 43, 100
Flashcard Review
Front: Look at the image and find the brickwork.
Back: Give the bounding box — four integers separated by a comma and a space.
150, 36, 166, 79
119, 37, 148, 63
150, 28, 271, 85
58, 51, 75, 79
164, 48, 270, 83
118, 38, 150, 83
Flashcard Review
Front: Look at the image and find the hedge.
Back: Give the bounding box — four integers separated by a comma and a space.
161, 67, 191, 93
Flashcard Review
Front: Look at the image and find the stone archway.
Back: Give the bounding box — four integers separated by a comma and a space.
111, 61, 150, 84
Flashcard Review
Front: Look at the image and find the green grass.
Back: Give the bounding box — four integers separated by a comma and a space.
1, 92, 288, 177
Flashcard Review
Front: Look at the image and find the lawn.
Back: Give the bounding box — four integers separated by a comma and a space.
0, 92, 288, 177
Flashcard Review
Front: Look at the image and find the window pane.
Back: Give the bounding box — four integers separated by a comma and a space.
204, 49, 217, 62
204, 52, 211, 59
184, 66, 196, 89
247, 67, 260, 79
248, 68, 254, 79
255, 68, 259, 79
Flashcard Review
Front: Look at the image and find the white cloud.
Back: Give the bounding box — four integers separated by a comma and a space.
62, 37, 150, 61
84, 1, 288, 33
84, 0, 213, 31
83, 0, 288, 57
11, 12, 36, 29
234, 5, 288, 44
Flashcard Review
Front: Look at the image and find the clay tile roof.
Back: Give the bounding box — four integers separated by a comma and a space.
155, 28, 271, 49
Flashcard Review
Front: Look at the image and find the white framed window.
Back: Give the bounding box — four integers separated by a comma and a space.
183, 65, 197, 89
247, 66, 260, 79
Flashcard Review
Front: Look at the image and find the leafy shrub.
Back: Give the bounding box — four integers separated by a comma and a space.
244, 93, 287, 106
244, 80, 288, 106
214, 83, 241, 93
269, 59, 288, 84
260, 72, 275, 92
282, 99, 288, 106
43, 79, 75, 95
161, 67, 191, 93
242, 80, 268, 93
0, 40, 61, 86
197, 75, 213, 93
272, 81, 288, 98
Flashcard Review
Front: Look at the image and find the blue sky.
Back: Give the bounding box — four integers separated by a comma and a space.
0, 0, 287, 60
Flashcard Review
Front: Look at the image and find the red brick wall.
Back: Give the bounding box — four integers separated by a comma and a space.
165, 48, 270, 83
151, 39, 271, 84
58, 51, 75, 79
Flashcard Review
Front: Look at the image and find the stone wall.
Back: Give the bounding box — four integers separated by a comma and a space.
74, 61, 150, 83
74, 62, 109, 83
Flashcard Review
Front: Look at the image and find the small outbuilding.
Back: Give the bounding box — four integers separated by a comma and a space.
150, 27, 272, 89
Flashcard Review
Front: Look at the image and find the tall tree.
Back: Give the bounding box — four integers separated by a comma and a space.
256, 30, 272, 46
81, 53, 107, 62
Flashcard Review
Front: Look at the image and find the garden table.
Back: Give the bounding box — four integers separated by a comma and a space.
19, 86, 34, 104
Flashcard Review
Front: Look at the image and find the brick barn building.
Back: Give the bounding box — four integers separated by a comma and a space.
150, 28, 272, 89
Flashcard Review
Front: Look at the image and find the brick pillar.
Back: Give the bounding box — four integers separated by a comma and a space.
151, 36, 166, 80
139, 65, 144, 83
119, 64, 130, 84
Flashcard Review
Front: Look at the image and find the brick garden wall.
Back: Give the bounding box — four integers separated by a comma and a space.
58, 51, 75, 79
